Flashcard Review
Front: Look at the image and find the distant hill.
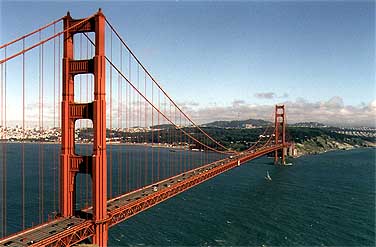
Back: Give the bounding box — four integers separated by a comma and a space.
202, 119, 271, 128
150, 124, 175, 129
290, 122, 327, 128
152, 121, 329, 130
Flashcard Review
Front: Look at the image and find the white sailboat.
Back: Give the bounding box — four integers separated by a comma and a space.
265, 171, 272, 181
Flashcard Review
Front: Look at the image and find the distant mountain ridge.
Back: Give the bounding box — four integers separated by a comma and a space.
150, 119, 338, 130
202, 119, 271, 128
289, 122, 327, 127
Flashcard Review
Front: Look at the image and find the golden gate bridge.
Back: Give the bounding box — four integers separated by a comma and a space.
0, 9, 292, 246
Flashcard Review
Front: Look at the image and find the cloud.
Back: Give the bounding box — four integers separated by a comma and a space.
254, 92, 276, 99
4, 95, 375, 128
177, 101, 200, 108
232, 100, 246, 106
179, 96, 376, 127
254, 92, 289, 99
321, 96, 344, 109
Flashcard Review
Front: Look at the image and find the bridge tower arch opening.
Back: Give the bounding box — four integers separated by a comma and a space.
60, 9, 108, 246
274, 105, 286, 165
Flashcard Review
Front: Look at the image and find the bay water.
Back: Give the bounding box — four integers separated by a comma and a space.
0, 144, 374, 246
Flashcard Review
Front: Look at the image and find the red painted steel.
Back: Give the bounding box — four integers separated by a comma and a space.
61, 11, 75, 218
31, 221, 95, 247
60, 9, 108, 245
274, 105, 286, 164
91, 9, 108, 246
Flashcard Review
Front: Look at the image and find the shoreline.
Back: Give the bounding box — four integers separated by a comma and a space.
294, 144, 376, 158
0, 140, 190, 151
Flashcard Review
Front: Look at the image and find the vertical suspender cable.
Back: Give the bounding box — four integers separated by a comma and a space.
144, 71, 148, 185
169, 102, 172, 177
109, 30, 113, 198
22, 37, 26, 230
138, 64, 140, 186
118, 43, 122, 195
157, 90, 160, 181
164, 97, 167, 178
179, 113, 182, 173
173, 103, 175, 174
188, 121, 191, 170
128, 51, 131, 191
173, 106, 176, 173
137, 64, 139, 188
207, 136, 209, 164
186, 118, 188, 171
138, 64, 141, 188
38, 30, 42, 223
185, 119, 187, 171
201, 129, 203, 166
52, 23, 56, 218
151, 75, 154, 183
86, 36, 89, 209
79, 34, 83, 207
178, 111, 180, 173
2, 47, 7, 236
182, 116, 184, 172
125, 61, 128, 192
41, 31, 45, 223
57, 32, 61, 211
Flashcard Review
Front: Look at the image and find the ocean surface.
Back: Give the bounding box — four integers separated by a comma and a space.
108, 148, 375, 246
0, 145, 375, 246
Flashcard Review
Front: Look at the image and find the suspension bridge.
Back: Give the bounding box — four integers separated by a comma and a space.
0, 10, 292, 246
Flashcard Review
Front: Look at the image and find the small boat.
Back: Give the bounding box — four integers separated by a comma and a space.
265, 171, 272, 181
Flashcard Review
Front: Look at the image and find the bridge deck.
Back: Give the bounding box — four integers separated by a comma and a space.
0, 145, 287, 247
0, 218, 87, 247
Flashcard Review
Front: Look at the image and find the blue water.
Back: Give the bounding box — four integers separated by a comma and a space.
0, 145, 375, 246
0, 143, 223, 236
108, 148, 375, 246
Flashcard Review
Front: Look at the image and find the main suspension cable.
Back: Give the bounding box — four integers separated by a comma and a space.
0, 14, 95, 64
82, 33, 235, 155
0, 17, 63, 50
246, 112, 275, 151
105, 57, 234, 155
104, 18, 233, 153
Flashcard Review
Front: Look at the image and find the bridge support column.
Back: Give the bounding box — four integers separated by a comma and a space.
92, 11, 108, 246
282, 147, 287, 165
60, 10, 77, 217
93, 221, 108, 246
274, 105, 286, 165
274, 150, 278, 164
60, 9, 108, 246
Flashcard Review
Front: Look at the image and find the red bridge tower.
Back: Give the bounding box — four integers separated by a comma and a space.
274, 105, 286, 164
60, 9, 108, 246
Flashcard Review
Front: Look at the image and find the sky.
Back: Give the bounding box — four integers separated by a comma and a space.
0, 0, 375, 127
